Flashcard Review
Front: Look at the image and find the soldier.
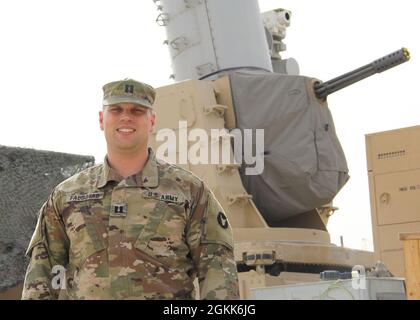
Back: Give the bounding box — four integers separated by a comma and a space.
22, 78, 239, 300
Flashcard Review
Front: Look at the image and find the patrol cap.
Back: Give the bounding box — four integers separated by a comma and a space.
102, 78, 156, 109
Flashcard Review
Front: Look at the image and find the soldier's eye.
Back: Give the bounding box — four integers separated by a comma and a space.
133, 108, 145, 115
109, 107, 122, 113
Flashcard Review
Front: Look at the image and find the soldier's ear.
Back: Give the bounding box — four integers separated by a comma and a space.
99, 111, 104, 131
149, 110, 156, 133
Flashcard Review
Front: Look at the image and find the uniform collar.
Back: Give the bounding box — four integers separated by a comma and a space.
96, 147, 159, 188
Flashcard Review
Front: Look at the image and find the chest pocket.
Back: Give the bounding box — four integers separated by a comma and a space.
133, 192, 190, 269
64, 198, 107, 268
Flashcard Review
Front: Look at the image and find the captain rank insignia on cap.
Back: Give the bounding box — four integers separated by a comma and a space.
124, 84, 134, 94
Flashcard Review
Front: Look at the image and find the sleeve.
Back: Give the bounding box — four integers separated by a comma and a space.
21, 189, 69, 300
186, 183, 240, 300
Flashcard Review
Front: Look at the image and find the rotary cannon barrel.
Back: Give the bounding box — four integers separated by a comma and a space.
314, 48, 410, 100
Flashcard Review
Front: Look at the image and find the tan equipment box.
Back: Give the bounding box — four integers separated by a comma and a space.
366, 125, 420, 277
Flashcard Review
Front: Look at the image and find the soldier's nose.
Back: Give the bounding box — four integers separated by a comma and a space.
120, 112, 133, 122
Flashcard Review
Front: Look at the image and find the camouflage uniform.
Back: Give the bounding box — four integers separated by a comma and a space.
22, 148, 239, 300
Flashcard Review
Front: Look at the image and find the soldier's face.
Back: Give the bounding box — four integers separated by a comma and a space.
99, 103, 155, 154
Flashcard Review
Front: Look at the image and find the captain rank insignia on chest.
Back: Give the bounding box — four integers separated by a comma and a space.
110, 203, 128, 217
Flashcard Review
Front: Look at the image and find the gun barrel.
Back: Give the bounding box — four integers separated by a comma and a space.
314, 48, 410, 100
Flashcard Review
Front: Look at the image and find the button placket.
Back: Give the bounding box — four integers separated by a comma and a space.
108, 185, 128, 268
